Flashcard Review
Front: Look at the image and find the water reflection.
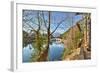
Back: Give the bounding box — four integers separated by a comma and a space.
48, 43, 64, 61
22, 44, 34, 62
23, 42, 64, 62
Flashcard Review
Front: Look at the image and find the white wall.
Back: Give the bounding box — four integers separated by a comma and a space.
0, 0, 100, 73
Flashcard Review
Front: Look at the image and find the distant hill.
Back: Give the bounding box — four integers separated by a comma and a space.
23, 30, 35, 47
52, 32, 61, 38
61, 23, 82, 50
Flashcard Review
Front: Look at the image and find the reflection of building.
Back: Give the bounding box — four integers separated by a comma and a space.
51, 37, 62, 43
56, 38, 62, 43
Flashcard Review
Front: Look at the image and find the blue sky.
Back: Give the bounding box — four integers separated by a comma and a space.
23, 10, 83, 35
50, 12, 83, 34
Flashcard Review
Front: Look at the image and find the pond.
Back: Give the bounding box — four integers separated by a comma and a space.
23, 42, 64, 62
22, 44, 34, 62
48, 43, 64, 61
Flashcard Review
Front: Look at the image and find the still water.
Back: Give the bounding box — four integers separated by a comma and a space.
23, 42, 64, 62
48, 43, 64, 61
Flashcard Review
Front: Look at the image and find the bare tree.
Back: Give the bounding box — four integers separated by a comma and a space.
23, 10, 71, 61
38, 11, 70, 61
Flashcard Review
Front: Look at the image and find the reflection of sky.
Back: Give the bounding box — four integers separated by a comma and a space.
23, 10, 83, 35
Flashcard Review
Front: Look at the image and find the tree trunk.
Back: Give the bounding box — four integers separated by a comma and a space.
37, 11, 51, 61
46, 11, 51, 60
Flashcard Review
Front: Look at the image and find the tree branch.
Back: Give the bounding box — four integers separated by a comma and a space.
37, 11, 41, 31
42, 11, 48, 29
23, 21, 37, 32
50, 17, 67, 35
